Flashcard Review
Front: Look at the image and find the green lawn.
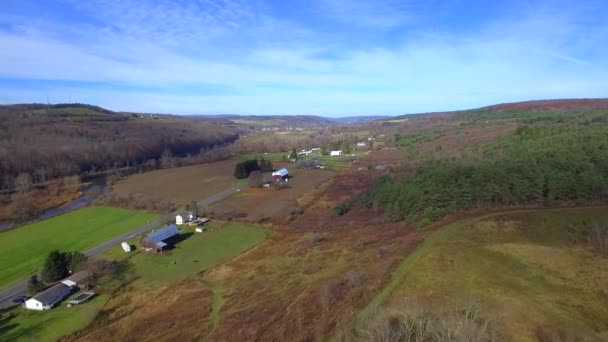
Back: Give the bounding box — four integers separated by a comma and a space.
362, 207, 608, 341
0, 294, 108, 342
0, 207, 157, 289
105, 223, 271, 287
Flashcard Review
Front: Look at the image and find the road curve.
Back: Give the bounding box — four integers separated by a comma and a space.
0, 183, 246, 310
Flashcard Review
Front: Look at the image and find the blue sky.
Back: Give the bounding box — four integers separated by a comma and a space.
0, 0, 607, 116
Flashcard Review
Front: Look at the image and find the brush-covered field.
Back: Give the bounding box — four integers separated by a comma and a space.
351, 207, 608, 341
0, 207, 157, 289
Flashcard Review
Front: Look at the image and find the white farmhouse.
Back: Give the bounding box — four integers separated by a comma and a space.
176, 212, 196, 225
330, 150, 343, 156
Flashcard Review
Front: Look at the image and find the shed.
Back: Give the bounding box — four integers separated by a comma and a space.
25, 283, 73, 311
272, 168, 289, 182
330, 150, 343, 156
140, 224, 180, 252
121, 241, 132, 252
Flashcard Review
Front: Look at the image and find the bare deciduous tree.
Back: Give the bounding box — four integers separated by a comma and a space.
15, 172, 33, 193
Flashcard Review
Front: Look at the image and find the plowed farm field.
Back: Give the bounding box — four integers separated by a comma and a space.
111, 160, 238, 204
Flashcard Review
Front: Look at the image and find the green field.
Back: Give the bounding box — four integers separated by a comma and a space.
105, 222, 271, 287
362, 207, 608, 341
0, 207, 157, 288
0, 294, 108, 342
0, 223, 270, 342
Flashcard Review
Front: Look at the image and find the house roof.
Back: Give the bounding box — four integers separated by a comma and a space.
272, 168, 289, 177
31, 283, 71, 305
61, 270, 90, 287
146, 224, 179, 244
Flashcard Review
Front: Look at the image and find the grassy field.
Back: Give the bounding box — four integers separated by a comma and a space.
111, 159, 238, 204
361, 207, 608, 340
0, 294, 109, 342
0, 223, 270, 342
109, 223, 272, 287
61, 223, 272, 340
0, 207, 157, 289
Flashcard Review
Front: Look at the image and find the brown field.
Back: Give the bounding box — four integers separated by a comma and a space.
207, 168, 335, 224
111, 160, 238, 204
65, 172, 425, 342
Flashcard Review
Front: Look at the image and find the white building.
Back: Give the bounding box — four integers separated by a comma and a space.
25, 283, 73, 311
330, 150, 343, 156
176, 212, 196, 225
121, 242, 132, 252
298, 150, 312, 156
356, 142, 367, 147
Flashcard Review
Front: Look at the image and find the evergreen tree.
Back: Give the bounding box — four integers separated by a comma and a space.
289, 147, 299, 160
27, 275, 44, 295
41, 250, 67, 282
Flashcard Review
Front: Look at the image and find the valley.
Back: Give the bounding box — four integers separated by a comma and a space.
1, 99, 608, 341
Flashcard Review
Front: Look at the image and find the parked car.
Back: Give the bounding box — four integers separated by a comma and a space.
12, 296, 27, 304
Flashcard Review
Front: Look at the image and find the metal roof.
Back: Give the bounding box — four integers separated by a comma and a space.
146, 224, 179, 244
31, 283, 72, 305
272, 168, 289, 177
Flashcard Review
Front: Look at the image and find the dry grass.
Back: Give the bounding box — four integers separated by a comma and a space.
208, 168, 335, 224
111, 160, 237, 204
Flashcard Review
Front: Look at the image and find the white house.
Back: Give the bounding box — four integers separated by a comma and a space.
25, 283, 73, 311
356, 142, 367, 147
176, 212, 196, 225
330, 150, 343, 156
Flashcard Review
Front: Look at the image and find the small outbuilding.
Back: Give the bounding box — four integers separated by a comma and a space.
272, 168, 289, 182
121, 242, 132, 252
140, 224, 180, 252
25, 283, 73, 311
330, 150, 343, 156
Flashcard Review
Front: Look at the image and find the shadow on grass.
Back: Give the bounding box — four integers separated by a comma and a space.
0, 311, 20, 340
164, 232, 194, 251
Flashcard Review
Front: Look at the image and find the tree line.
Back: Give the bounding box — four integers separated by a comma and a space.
364, 126, 608, 226
0, 104, 239, 190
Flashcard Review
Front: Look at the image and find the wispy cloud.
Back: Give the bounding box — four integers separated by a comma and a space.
0, 0, 606, 115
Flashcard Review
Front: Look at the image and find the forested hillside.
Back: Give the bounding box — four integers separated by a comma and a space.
366, 104, 608, 225
0, 104, 239, 189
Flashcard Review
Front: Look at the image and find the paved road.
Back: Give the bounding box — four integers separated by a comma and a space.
0, 183, 246, 310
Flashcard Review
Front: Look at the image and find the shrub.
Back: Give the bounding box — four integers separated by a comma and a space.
376, 246, 388, 259
333, 202, 351, 216
356, 237, 368, 249
587, 224, 608, 254
337, 297, 497, 342
346, 271, 367, 288
309, 232, 325, 244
